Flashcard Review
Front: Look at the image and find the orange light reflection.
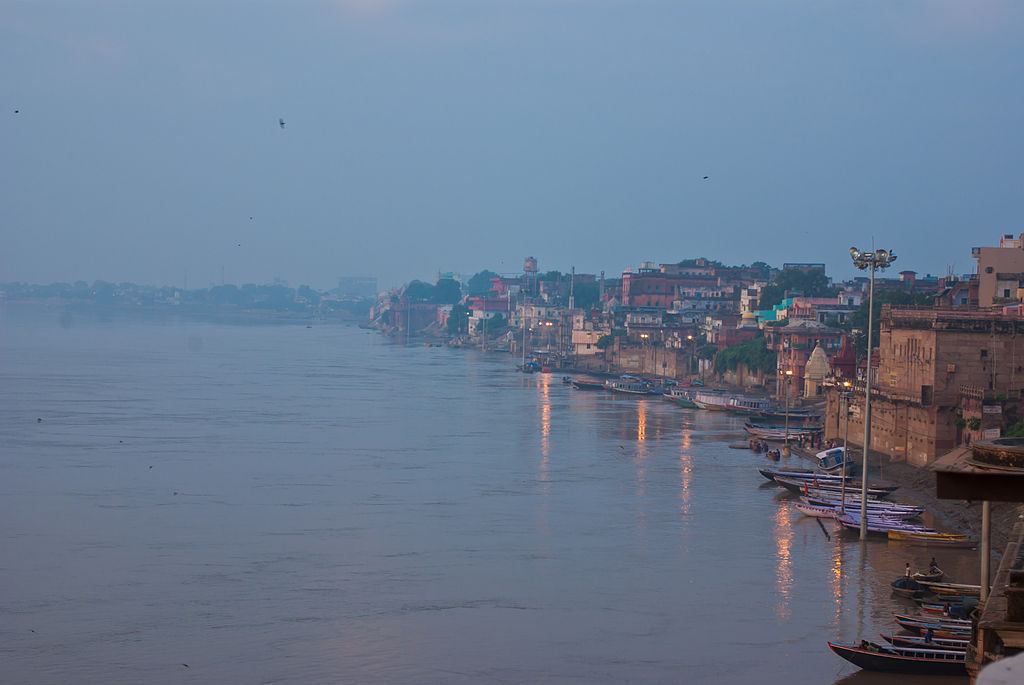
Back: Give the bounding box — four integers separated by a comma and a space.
773, 502, 794, 620
540, 374, 551, 459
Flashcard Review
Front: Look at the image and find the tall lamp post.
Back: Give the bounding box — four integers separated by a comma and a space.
850, 246, 897, 539
839, 380, 852, 514
783, 369, 794, 457
686, 334, 695, 379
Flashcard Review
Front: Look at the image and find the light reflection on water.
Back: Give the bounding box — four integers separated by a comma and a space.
773, 500, 795, 620
0, 312, 975, 684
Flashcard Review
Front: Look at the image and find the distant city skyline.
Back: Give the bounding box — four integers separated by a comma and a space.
3, 1, 1022, 291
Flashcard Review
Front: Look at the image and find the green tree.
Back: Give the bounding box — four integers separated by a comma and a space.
1004, 420, 1024, 438
676, 257, 724, 268
538, 270, 562, 282
446, 303, 470, 335
403, 280, 435, 302
573, 281, 600, 310
477, 313, 506, 334
468, 270, 499, 296
596, 334, 614, 350
758, 269, 837, 310
433, 278, 462, 304
713, 336, 776, 375
209, 284, 245, 306
297, 285, 321, 305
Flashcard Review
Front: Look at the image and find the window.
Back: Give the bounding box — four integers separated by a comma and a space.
921, 385, 933, 405
1005, 289, 1012, 298
981, 349, 988, 358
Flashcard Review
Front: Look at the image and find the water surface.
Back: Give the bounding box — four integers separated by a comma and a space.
0, 309, 975, 683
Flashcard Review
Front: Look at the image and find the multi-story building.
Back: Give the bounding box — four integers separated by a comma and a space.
825, 306, 1024, 466
972, 233, 1024, 307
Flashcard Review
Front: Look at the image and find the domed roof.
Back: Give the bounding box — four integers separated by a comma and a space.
738, 311, 758, 328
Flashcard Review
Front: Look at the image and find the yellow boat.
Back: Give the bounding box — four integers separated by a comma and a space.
887, 530, 974, 547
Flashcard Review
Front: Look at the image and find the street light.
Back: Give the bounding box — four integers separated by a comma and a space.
686, 334, 695, 378
850, 245, 897, 539
783, 369, 794, 457
839, 380, 852, 514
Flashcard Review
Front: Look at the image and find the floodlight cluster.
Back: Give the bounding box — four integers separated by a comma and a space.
849, 247, 897, 271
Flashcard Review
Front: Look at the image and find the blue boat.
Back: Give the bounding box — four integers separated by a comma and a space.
816, 446, 856, 474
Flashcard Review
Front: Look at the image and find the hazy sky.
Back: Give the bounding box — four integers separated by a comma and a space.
3, 1, 1024, 291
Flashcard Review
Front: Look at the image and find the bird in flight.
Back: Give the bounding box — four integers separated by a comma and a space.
703, 176, 709, 180
279, 118, 286, 129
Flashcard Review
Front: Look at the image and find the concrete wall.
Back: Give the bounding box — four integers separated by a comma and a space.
610, 345, 682, 378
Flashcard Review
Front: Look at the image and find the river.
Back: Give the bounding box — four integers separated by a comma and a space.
0, 307, 975, 684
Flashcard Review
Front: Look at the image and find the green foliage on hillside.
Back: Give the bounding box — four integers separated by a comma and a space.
573, 281, 600, 310
713, 336, 776, 375
758, 269, 837, 310
676, 258, 724, 268
402, 277, 462, 304
468, 270, 499, 296
446, 303, 470, 335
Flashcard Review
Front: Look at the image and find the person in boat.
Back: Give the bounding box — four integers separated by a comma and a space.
924, 627, 933, 643
905, 562, 912, 578
929, 558, 939, 573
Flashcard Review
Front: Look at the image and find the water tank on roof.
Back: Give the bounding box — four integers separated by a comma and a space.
524, 257, 538, 273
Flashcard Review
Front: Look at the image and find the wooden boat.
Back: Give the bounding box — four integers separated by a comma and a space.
773, 476, 898, 499
891, 576, 927, 599
833, 513, 932, 535
758, 467, 850, 482
801, 495, 923, 517
662, 387, 697, 407
753, 409, 822, 424
803, 503, 922, 522
724, 395, 773, 415
911, 568, 944, 582
692, 391, 734, 410
815, 446, 856, 474
887, 530, 974, 547
793, 501, 839, 518
571, 378, 605, 390
893, 612, 972, 630
827, 640, 967, 676
604, 376, 657, 395
916, 581, 981, 596
880, 633, 968, 650
916, 597, 978, 619
743, 423, 823, 439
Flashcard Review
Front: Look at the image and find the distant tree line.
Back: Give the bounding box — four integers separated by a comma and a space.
0, 280, 373, 316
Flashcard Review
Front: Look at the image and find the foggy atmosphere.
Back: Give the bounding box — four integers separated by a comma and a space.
3, 2, 1024, 683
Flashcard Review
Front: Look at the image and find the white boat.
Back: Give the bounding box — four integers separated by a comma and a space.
725, 396, 772, 414
693, 391, 733, 410
795, 499, 923, 520
693, 391, 771, 414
